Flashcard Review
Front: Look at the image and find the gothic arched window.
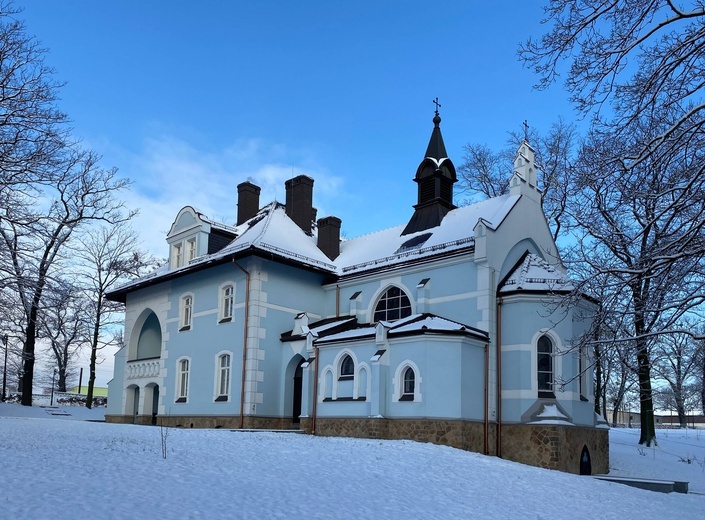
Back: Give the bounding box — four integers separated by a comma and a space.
537, 335, 554, 398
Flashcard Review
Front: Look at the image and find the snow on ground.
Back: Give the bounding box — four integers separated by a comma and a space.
0, 403, 703, 519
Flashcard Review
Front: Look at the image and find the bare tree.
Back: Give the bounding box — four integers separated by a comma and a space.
458, 118, 576, 241
2, 150, 132, 405
651, 328, 703, 428
520, 1, 705, 446
566, 104, 705, 445
519, 1, 705, 163
74, 222, 155, 408
39, 279, 89, 392
0, 4, 134, 405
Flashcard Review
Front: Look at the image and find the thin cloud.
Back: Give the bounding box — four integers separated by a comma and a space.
113, 133, 344, 257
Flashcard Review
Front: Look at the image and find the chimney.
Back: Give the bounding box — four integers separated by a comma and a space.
237, 182, 261, 225
317, 216, 341, 260
285, 175, 315, 233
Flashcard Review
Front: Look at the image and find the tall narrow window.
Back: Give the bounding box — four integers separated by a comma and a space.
187, 238, 197, 262
401, 366, 415, 401
216, 354, 231, 402
220, 285, 234, 322
339, 354, 354, 380
181, 295, 193, 330
373, 286, 412, 322
537, 335, 554, 397
173, 243, 183, 268
177, 359, 189, 402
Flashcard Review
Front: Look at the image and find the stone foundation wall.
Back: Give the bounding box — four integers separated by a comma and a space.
107, 414, 608, 475
303, 417, 608, 475
105, 414, 293, 430
302, 417, 496, 455
501, 423, 609, 474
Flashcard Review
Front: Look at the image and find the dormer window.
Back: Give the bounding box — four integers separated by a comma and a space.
173, 243, 183, 268
187, 238, 197, 262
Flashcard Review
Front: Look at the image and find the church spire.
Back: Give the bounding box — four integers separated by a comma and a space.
401, 103, 457, 236
425, 97, 448, 160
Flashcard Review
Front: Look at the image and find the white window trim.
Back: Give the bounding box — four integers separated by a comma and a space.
353, 363, 371, 401
393, 360, 422, 402
175, 356, 191, 403
172, 243, 183, 268
219, 282, 235, 323
186, 238, 197, 262
367, 282, 415, 323
531, 329, 562, 396
319, 367, 334, 402
214, 350, 233, 402
180, 293, 194, 331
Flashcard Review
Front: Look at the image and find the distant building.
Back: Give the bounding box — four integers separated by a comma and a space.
106, 112, 608, 474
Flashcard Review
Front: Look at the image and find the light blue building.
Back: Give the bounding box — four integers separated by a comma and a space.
106, 112, 608, 474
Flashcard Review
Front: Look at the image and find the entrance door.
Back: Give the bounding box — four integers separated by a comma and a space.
292, 360, 304, 424
133, 387, 140, 416
151, 385, 159, 425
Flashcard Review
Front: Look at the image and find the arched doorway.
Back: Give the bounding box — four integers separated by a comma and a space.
145, 383, 159, 425
292, 358, 305, 424
580, 445, 592, 475
131, 386, 140, 416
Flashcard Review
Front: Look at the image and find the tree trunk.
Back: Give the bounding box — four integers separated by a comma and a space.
594, 343, 602, 415
85, 302, 102, 409
20, 307, 38, 407
636, 342, 657, 445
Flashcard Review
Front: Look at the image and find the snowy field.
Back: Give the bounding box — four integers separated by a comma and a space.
0, 403, 703, 519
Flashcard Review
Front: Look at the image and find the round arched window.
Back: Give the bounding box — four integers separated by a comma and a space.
374, 286, 412, 322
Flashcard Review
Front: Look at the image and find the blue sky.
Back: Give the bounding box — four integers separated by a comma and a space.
18, 1, 575, 256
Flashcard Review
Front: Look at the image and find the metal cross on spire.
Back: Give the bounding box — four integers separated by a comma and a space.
523, 119, 529, 141
433, 97, 441, 116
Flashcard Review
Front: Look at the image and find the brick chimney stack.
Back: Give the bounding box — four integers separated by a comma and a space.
237, 182, 261, 225
317, 216, 342, 261
285, 175, 315, 234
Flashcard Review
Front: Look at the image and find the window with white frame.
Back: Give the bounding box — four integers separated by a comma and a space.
215, 353, 231, 402
172, 243, 183, 268
220, 284, 234, 322
373, 286, 412, 322
339, 354, 354, 380
400, 366, 416, 401
186, 238, 197, 262
537, 335, 554, 398
180, 295, 193, 330
176, 358, 189, 402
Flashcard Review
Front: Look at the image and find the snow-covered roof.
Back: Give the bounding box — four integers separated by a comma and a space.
337, 194, 520, 274
499, 253, 573, 294
313, 313, 488, 345
215, 203, 336, 271
109, 193, 521, 299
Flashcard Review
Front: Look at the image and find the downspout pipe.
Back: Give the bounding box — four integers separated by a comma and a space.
496, 296, 503, 458
484, 342, 489, 456
312, 345, 319, 435
233, 260, 250, 429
